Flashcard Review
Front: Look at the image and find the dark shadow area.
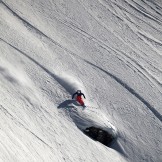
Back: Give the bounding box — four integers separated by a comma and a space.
84, 127, 127, 156
0, 67, 5, 72
57, 99, 80, 109
0, 66, 17, 84
111, 140, 128, 157
84, 126, 115, 147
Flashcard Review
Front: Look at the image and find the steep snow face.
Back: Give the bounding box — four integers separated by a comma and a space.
0, 0, 162, 162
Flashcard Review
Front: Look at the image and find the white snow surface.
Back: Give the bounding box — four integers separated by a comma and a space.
0, 0, 162, 162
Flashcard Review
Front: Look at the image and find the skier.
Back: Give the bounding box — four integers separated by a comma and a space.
72, 90, 86, 106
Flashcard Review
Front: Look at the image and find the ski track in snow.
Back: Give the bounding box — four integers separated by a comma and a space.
0, 38, 85, 96
1, 37, 118, 138
89, 0, 162, 95
73, 0, 162, 99
124, 0, 162, 25
83, 60, 162, 122
1, 0, 162, 162
2, 0, 162, 97
92, 1, 162, 84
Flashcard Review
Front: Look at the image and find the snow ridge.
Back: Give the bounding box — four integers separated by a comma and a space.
85, 60, 162, 122
1, 0, 162, 162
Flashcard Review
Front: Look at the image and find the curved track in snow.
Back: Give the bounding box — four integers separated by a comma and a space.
0, 0, 162, 162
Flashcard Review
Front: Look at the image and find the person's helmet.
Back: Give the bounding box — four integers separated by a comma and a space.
77, 90, 81, 93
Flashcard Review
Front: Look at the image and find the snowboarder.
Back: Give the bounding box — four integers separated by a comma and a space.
72, 90, 86, 106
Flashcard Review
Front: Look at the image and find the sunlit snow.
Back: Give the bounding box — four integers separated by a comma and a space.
0, 0, 162, 162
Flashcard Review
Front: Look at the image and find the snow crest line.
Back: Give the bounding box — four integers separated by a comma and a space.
74, 0, 162, 93
2, 1, 161, 122
4, 0, 161, 95
140, 0, 162, 17
122, 0, 162, 25
0, 38, 81, 95
85, 60, 162, 122
1, 0, 88, 73
1, 1, 77, 57
112, 0, 162, 35
129, 0, 162, 23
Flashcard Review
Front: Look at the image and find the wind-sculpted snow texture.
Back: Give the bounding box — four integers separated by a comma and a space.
0, 0, 162, 162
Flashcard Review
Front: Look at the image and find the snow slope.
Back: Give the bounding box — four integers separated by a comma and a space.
0, 0, 162, 162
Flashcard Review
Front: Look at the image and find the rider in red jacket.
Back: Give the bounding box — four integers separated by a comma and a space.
72, 90, 86, 106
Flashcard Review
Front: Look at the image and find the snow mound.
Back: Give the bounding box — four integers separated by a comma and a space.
70, 106, 117, 136
59, 102, 117, 146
